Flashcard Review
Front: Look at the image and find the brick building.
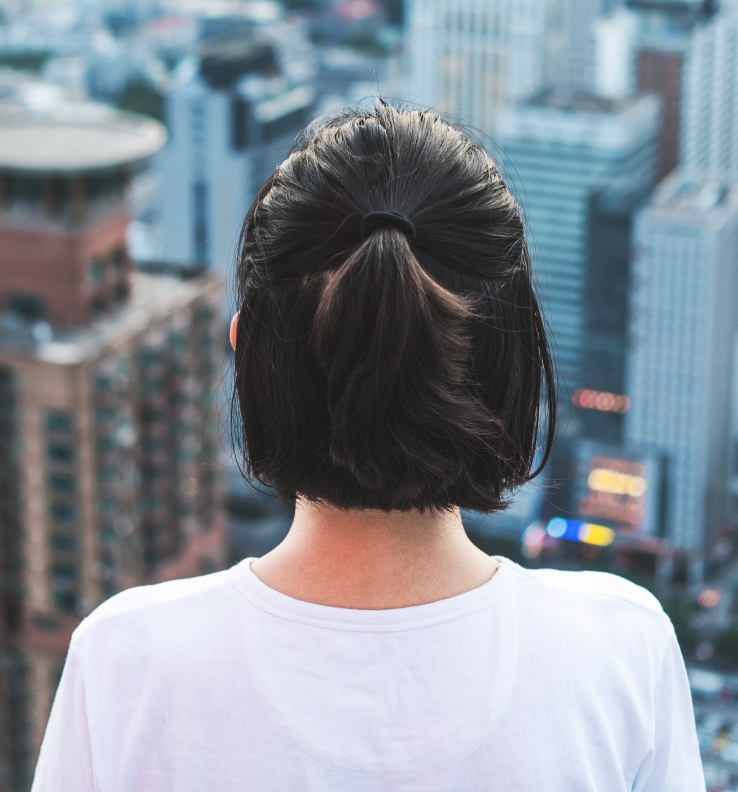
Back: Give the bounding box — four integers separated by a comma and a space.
0, 102, 227, 791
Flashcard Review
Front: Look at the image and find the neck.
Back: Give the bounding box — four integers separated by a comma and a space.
249, 500, 499, 609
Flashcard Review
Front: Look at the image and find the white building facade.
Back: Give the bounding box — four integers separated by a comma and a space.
681, 7, 738, 185
594, 1, 738, 183
158, 46, 315, 294
404, 0, 604, 135
626, 175, 738, 564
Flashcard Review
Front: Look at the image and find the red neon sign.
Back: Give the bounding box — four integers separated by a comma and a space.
572, 389, 630, 414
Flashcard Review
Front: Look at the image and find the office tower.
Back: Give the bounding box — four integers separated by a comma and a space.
680, 6, 738, 184
592, 9, 640, 100
405, 0, 604, 136
158, 35, 316, 289
0, 103, 226, 790
560, 0, 609, 90
618, 0, 709, 180
594, 0, 738, 183
626, 175, 738, 577
498, 91, 659, 404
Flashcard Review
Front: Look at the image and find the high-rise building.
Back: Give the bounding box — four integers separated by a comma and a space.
405, 0, 605, 135
560, 0, 609, 90
158, 35, 316, 290
0, 103, 227, 791
626, 174, 738, 576
605, 0, 737, 183
498, 91, 660, 403
680, 5, 738, 185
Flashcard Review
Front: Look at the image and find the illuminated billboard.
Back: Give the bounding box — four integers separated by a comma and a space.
546, 518, 615, 546
572, 388, 630, 414
572, 440, 662, 537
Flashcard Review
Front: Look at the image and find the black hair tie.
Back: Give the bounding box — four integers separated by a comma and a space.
361, 211, 416, 244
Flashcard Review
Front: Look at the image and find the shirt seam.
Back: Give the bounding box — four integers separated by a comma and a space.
228, 563, 517, 633
233, 577, 516, 632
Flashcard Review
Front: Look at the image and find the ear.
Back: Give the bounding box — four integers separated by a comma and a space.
229, 311, 240, 352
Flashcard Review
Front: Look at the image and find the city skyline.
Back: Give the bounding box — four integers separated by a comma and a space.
1, 0, 738, 788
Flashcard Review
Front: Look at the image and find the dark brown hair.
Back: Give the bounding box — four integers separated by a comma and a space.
232, 101, 555, 513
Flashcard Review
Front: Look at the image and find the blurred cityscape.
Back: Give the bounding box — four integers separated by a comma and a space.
0, 0, 737, 789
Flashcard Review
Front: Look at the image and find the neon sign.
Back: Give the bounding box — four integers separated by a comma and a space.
572, 389, 630, 414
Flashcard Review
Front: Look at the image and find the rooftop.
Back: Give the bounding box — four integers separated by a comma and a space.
499, 91, 661, 151
643, 170, 738, 225
0, 270, 220, 365
526, 89, 640, 114
625, 0, 715, 14
0, 104, 166, 174
199, 35, 279, 89
625, 0, 717, 34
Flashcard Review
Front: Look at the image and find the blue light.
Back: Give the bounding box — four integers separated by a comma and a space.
546, 518, 586, 543
546, 518, 568, 539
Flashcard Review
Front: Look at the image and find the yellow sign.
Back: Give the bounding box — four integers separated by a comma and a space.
588, 468, 647, 498
577, 523, 616, 546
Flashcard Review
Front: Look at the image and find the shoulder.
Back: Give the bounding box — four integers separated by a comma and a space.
71, 566, 239, 652
514, 563, 666, 617
499, 560, 676, 686
501, 558, 672, 651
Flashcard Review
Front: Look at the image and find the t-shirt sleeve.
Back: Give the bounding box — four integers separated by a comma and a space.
30, 634, 96, 792
633, 622, 705, 792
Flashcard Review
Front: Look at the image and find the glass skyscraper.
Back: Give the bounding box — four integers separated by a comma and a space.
626, 176, 738, 568
498, 90, 660, 403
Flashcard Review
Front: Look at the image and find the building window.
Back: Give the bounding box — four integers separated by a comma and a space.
90, 295, 106, 317
193, 181, 209, 263
10, 293, 44, 322
142, 437, 166, 453
113, 282, 128, 302
141, 408, 165, 424
49, 503, 77, 522
231, 97, 250, 150
45, 408, 80, 614
262, 106, 312, 144
51, 563, 79, 612
95, 405, 115, 423
111, 247, 126, 271
140, 347, 164, 366
47, 443, 75, 464
141, 380, 161, 397
88, 257, 104, 287
50, 533, 78, 552
45, 411, 75, 434
142, 465, 165, 482
96, 436, 118, 454
48, 473, 75, 492
95, 374, 112, 392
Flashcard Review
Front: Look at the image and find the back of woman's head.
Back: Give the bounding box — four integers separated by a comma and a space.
232, 101, 556, 513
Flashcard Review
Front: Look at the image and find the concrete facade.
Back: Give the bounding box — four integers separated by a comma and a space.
405, 0, 605, 135
0, 271, 227, 782
498, 91, 660, 395
0, 206, 131, 327
626, 175, 738, 563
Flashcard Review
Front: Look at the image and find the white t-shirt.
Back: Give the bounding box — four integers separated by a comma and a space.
32, 555, 705, 792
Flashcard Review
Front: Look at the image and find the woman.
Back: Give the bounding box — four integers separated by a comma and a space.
33, 103, 703, 791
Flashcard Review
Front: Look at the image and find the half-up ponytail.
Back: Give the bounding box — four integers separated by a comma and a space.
233, 102, 556, 512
